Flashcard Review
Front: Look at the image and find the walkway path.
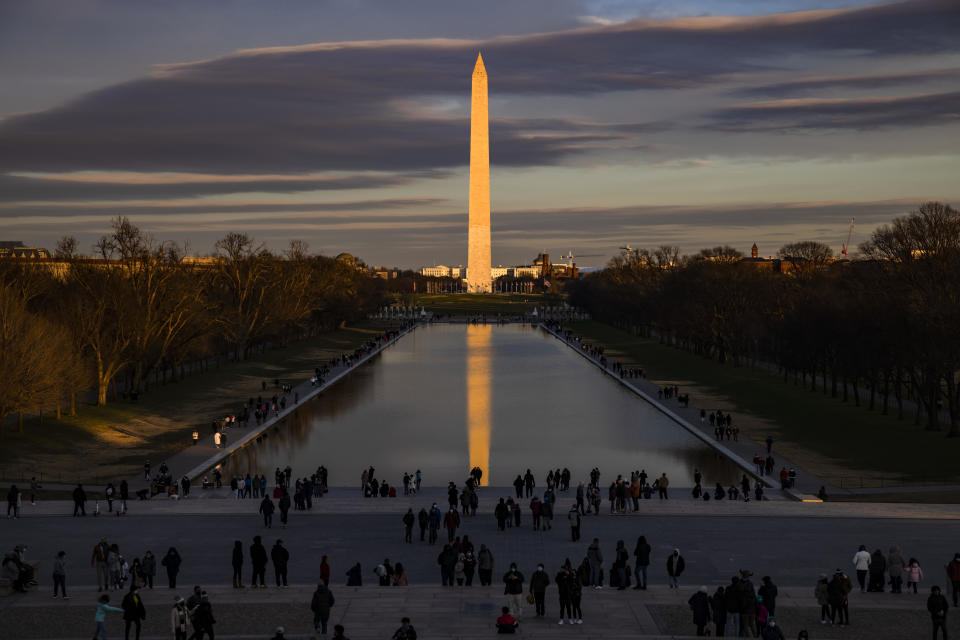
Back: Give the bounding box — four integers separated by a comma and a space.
540, 324, 835, 499
122, 325, 417, 494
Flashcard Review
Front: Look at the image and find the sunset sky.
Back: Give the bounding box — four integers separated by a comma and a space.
1, 0, 957, 268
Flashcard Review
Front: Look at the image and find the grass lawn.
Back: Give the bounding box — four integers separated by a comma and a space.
0, 322, 392, 484
409, 293, 546, 315
569, 320, 960, 484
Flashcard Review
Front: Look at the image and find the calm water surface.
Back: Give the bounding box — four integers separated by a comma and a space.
221, 324, 742, 487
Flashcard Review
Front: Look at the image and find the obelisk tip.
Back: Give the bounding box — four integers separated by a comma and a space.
473, 52, 486, 75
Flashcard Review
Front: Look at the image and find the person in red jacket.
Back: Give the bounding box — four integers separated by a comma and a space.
496, 606, 519, 634
946, 553, 960, 607
443, 507, 461, 543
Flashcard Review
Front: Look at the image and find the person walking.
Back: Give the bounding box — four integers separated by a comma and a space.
231, 541, 244, 588
92, 538, 110, 592
633, 536, 651, 590
160, 548, 181, 589
121, 585, 146, 640
503, 563, 525, 618
311, 581, 335, 635
171, 596, 189, 640
417, 508, 428, 542
667, 549, 685, 588
688, 586, 712, 636
852, 545, 871, 592
530, 564, 550, 617
250, 536, 267, 588
437, 545, 456, 586
736, 570, 757, 636
587, 539, 603, 588
320, 555, 331, 588
52, 550, 68, 599
444, 507, 461, 543
271, 539, 289, 587
92, 594, 123, 640
259, 494, 275, 528
928, 585, 949, 640
869, 548, 887, 592
907, 557, 925, 594
613, 540, 629, 590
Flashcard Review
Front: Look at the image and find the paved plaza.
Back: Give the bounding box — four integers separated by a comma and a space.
2, 487, 959, 638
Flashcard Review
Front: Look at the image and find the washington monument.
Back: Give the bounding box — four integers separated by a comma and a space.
466, 52, 492, 293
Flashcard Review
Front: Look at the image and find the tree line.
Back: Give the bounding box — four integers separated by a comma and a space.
0, 217, 386, 430
567, 202, 960, 437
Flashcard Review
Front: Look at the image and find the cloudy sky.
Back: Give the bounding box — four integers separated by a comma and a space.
1, 0, 957, 268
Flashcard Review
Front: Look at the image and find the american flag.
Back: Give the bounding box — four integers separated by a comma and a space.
544, 280, 551, 288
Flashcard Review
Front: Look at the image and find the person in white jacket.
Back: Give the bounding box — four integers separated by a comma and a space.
171, 595, 189, 640
852, 545, 871, 592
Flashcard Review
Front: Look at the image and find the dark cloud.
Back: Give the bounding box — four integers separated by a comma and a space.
709, 91, 960, 131
0, 198, 445, 218
735, 67, 960, 98
0, 171, 451, 202
0, 0, 956, 177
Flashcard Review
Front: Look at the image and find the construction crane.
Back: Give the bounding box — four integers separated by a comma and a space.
565, 250, 604, 262
841, 217, 855, 258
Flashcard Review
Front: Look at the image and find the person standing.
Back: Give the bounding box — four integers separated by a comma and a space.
667, 549, 685, 588
417, 508, 428, 542
171, 596, 189, 640
271, 539, 289, 587
250, 536, 267, 588
946, 553, 960, 607
259, 494, 275, 528
161, 548, 181, 589
852, 545, 871, 592
758, 576, 778, 617
928, 585, 949, 640
119, 480, 129, 514
320, 555, 331, 587
73, 484, 87, 516
92, 538, 110, 592
711, 586, 727, 637
428, 504, 441, 543
828, 569, 852, 626
231, 541, 244, 588
503, 563, 525, 618
140, 551, 155, 590
444, 507, 460, 543
613, 540, 629, 590
587, 539, 603, 589
633, 536, 651, 590
311, 581, 335, 635
556, 562, 573, 625
478, 544, 495, 586
815, 574, 830, 624
403, 509, 415, 543
568, 504, 581, 542
190, 592, 215, 640
658, 473, 669, 499
278, 490, 291, 528
530, 564, 550, 617
887, 546, 905, 594
907, 557, 925, 594
121, 585, 146, 640
52, 551, 68, 599
92, 594, 123, 640
688, 586, 711, 636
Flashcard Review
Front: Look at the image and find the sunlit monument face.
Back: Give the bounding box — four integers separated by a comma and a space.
466, 53, 492, 294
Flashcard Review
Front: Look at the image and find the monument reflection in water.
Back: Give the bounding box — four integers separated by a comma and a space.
466, 324, 492, 486
220, 324, 742, 488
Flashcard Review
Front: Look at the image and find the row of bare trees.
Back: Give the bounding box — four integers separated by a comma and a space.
0, 218, 386, 430
568, 202, 960, 437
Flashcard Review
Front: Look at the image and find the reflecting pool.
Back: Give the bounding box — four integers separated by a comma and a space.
220, 324, 743, 487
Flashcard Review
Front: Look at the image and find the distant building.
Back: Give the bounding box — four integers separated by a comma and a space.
0, 241, 51, 259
